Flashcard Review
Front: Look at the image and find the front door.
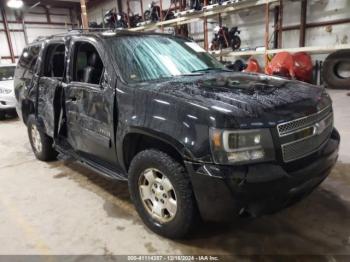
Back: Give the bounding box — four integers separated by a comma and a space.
64, 39, 116, 165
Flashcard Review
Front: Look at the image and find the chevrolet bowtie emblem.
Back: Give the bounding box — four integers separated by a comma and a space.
314, 120, 327, 135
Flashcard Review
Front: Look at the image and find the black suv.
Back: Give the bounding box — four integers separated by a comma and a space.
15, 30, 340, 238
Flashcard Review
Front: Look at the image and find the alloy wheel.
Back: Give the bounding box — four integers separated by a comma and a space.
138, 168, 177, 223
31, 125, 42, 153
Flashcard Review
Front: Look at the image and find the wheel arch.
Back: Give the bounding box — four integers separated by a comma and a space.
21, 99, 35, 125
121, 128, 192, 172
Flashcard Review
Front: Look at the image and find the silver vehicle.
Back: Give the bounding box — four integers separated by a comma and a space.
0, 64, 17, 119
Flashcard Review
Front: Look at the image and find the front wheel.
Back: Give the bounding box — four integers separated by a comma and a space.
27, 115, 58, 161
128, 149, 198, 239
144, 10, 151, 21
231, 35, 241, 51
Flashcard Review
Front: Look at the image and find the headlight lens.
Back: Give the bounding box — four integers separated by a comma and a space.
0, 88, 12, 94
210, 128, 275, 164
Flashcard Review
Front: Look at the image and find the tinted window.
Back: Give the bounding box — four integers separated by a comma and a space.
18, 45, 41, 79
42, 44, 65, 78
71, 42, 104, 85
19, 45, 40, 71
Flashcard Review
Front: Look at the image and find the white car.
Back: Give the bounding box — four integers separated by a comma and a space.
0, 64, 17, 119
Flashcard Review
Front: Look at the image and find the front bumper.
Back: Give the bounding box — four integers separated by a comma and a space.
186, 128, 340, 221
0, 93, 16, 110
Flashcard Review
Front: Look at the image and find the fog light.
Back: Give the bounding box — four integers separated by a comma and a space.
250, 149, 265, 160
227, 149, 265, 162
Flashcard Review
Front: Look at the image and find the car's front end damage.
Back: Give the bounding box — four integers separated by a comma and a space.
142, 72, 340, 221
186, 125, 339, 221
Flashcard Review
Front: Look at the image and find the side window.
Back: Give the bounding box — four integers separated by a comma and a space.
42, 43, 65, 79
71, 42, 104, 85
18, 45, 41, 79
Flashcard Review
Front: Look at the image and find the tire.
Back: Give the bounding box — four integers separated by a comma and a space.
323, 50, 350, 90
231, 35, 241, 51
128, 149, 198, 239
0, 111, 5, 120
27, 115, 58, 161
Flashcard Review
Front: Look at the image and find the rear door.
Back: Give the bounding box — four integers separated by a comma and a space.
14, 44, 41, 120
64, 37, 117, 165
36, 41, 66, 137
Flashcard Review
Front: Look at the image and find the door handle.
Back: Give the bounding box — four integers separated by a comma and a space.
69, 96, 77, 102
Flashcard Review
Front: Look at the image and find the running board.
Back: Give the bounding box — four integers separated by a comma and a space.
54, 144, 127, 181
80, 158, 128, 181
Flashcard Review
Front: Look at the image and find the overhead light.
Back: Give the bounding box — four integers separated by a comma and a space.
7, 0, 24, 9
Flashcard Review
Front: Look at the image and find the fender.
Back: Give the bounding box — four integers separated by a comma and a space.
117, 126, 195, 172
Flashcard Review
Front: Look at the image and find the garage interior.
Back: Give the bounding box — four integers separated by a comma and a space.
0, 0, 350, 259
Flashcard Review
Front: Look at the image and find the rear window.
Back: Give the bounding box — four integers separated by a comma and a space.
0, 66, 15, 81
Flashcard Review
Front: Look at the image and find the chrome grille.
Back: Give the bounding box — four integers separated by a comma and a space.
279, 111, 333, 163
277, 105, 331, 136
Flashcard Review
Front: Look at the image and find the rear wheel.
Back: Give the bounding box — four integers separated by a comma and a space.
0, 111, 5, 120
27, 115, 58, 161
128, 149, 198, 239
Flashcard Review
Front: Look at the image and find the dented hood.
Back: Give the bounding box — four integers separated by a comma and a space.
151, 72, 331, 128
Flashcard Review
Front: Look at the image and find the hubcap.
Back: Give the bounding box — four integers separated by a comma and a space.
31, 125, 42, 153
138, 168, 177, 223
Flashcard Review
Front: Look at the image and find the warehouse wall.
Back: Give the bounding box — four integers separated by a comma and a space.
87, 0, 350, 60
195, 0, 350, 63
88, 0, 118, 25
0, 5, 77, 64
282, 0, 349, 48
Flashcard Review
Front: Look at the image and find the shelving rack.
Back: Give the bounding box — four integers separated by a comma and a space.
210, 44, 350, 58
125, 0, 280, 66
128, 0, 277, 31
124, 0, 350, 66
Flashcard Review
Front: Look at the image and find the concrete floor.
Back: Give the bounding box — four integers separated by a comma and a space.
0, 90, 350, 256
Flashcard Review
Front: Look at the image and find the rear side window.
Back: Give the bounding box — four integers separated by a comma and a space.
18, 45, 41, 79
42, 43, 65, 79
14, 44, 41, 92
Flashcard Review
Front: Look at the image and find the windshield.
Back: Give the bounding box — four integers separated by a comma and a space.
0, 66, 15, 81
107, 35, 225, 83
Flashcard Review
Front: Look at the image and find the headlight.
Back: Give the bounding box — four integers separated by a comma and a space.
209, 128, 275, 164
0, 88, 12, 94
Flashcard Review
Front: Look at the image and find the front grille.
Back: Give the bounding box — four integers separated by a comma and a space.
277, 105, 331, 136
278, 109, 333, 163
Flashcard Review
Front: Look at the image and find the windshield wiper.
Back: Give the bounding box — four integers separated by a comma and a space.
191, 68, 230, 73
177, 73, 203, 76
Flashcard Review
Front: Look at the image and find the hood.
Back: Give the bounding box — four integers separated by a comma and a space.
149, 72, 331, 128
0, 80, 14, 92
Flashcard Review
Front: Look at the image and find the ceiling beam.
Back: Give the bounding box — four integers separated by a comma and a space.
23, 0, 80, 9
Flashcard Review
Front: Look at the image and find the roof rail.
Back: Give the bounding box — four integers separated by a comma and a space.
32, 28, 117, 43
68, 28, 116, 33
